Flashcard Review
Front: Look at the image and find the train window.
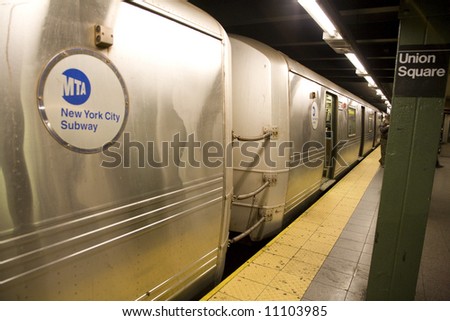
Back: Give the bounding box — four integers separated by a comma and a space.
325, 94, 333, 130
347, 106, 357, 137
368, 113, 374, 133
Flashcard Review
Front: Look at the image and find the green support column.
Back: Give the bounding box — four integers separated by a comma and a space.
366, 0, 449, 300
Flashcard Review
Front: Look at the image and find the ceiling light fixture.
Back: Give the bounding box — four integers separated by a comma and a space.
297, 0, 392, 108
364, 76, 377, 88
345, 53, 367, 74
297, 0, 338, 37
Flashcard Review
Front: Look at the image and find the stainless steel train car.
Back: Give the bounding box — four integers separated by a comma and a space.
229, 35, 382, 241
0, 0, 232, 300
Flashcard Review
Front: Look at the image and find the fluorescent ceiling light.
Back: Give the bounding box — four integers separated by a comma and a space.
345, 53, 367, 74
364, 76, 376, 88
298, 0, 338, 37
298, 0, 383, 105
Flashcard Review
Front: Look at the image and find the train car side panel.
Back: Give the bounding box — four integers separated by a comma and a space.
0, 0, 231, 300
285, 72, 325, 215
229, 35, 290, 241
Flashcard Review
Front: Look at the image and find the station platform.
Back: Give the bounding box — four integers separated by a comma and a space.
202, 145, 450, 301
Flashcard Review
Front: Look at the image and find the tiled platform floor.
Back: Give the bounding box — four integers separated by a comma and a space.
302, 167, 382, 300
203, 148, 382, 301
415, 144, 450, 300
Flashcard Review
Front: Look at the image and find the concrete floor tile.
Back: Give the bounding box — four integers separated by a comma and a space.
355, 199, 379, 211
355, 263, 370, 279
313, 267, 353, 290
348, 275, 368, 298
365, 234, 375, 245
303, 281, 347, 301
345, 290, 366, 301
351, 212, 375, 222
329, 246, 361, 263
344, 223, 370, 234
362, 243, 373, 255
335, 238, 365, 252
340, 230, 367, 243
347, 217, 372, 227
359, 252, 372, 266
321, 256, 358, 275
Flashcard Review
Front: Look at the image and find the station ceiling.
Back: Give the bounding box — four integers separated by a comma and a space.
189, 0, 401, 113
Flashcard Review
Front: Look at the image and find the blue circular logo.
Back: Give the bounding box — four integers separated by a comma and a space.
62, 68, 91, 105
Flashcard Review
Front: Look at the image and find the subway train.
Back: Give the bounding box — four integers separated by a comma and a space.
0, 0, 232, 300
229, 35, 383, 242
0, 0, 382, 300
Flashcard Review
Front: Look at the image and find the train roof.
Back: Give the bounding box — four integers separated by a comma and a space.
230, 34, 379, 111
130, 0, 226, 40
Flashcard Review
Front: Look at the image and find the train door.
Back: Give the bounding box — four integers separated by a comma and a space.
373, 111, 381, 147
359, 106, 366, 157
370, 111, 376, 148
323, 92, 337, 180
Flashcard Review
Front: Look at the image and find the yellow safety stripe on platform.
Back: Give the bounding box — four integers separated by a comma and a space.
202, 148, 381, 301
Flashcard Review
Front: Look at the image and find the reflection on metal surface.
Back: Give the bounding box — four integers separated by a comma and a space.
0, 0, 232, 300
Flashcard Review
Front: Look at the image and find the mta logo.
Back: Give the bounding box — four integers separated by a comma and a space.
62, 69, 91, 105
